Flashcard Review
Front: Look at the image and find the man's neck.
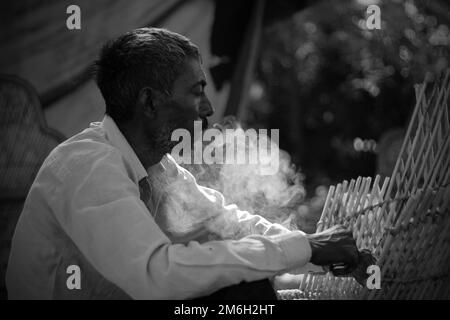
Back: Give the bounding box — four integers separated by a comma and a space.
117, 121, 163, 169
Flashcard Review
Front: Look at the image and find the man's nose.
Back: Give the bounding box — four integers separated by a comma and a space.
199, 96, 214, 117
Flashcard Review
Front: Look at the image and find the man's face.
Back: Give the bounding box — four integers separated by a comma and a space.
146, 57, 214, 155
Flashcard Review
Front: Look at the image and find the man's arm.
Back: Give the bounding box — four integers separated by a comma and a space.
50, 147, 312, 299
169, 158, 331, 275
200, 187, 291, 237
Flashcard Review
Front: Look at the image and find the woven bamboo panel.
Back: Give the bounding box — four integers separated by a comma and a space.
278, 69, 450, 300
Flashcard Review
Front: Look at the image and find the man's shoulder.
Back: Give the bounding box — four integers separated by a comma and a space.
42, 126, 125, 181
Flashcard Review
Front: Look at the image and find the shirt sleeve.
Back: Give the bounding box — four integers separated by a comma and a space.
170, 160, 324, 276
165, 159, 293, 238
196, 183, 324, 275
200, 186, 293, 237
49, 145, 312, 300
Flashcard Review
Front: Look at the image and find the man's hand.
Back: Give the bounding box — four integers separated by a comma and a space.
306, 225, 359, 275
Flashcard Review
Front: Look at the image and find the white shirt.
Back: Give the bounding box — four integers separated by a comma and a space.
6, 115, 312, 299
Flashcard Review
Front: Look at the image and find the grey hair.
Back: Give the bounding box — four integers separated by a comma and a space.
94, 27, 200, 123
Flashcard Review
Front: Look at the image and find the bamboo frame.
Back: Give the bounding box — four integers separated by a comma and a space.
278, 69, 450, 300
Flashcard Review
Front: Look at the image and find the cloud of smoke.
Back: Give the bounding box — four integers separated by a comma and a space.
192, 123, 303, 220
149, 117, 320, 242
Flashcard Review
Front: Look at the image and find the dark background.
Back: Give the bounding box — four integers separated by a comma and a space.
0, 0, 449, 299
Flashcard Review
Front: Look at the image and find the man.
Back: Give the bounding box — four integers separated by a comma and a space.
6, 28, 359, 299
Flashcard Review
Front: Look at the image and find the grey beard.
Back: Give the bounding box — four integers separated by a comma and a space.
149, 122, 180, 156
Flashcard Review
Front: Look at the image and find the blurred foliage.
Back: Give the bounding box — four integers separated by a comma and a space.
246, 0, 449, 199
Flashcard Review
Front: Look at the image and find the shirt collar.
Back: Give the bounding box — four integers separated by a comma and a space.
100, 115, 148, 182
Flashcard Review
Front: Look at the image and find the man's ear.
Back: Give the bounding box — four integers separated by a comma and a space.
137, 87, 156, 119
137, 87, 167, 119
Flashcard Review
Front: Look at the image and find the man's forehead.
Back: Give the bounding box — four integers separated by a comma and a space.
177, 58, 206, 85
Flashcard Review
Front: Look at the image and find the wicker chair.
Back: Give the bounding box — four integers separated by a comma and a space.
0, 75, 65, 299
